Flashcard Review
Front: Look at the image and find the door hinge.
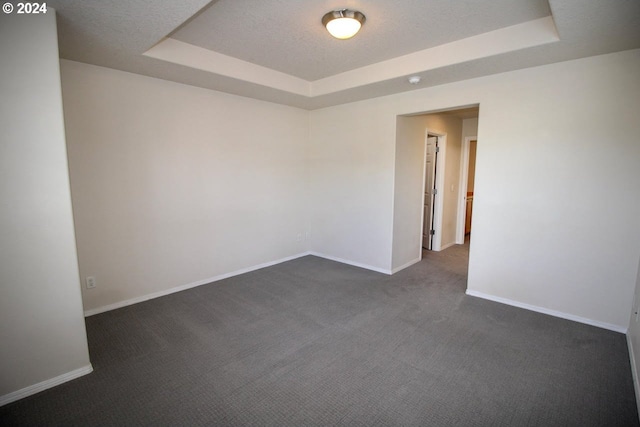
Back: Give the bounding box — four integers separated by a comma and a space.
433, 188, 438, 195
435, 146, 440, 153
429, 229, 435, 236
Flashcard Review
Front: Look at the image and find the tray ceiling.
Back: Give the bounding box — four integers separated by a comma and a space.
48, 0, 640, 109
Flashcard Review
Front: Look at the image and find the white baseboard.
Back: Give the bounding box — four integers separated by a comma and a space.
439, 241, 457, 251
627, 334, 640, 420
0, 364, 93, 407
465, 289, 627, 333
84, 252, 312, 316
308, 252, 392, 275
391, 257, 421, 274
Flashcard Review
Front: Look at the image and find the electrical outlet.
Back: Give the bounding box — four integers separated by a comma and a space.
296, 233, 303, 242
86, 276, 96, 289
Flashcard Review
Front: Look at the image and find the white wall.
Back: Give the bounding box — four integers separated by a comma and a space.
628, 257, 640, 412
467, 50, 640, 330
309, 49, 640, 330
392, 116, 427, 271
0, 12, 91, 403
307, 102, 396, 272
60, 60, 309, 313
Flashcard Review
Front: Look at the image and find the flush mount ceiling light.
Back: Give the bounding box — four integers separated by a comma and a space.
322, 9, 366, 40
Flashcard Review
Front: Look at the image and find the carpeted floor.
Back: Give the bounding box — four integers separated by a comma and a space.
1, 242, 638, 426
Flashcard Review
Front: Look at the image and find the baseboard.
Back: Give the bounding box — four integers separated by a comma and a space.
84, 252, 312, 316
626, 334, 640, 420
465, 289, 627, 333
0, 364, 93, 407
440, 241, 457, 251
308, 252, 392, 275
391, 257, 421, 274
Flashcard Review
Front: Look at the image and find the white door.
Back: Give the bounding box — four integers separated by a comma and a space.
423, 136, 438, 249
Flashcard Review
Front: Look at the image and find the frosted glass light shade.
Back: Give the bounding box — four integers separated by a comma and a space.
322, 10, 366, 40
326, 17, 362, 39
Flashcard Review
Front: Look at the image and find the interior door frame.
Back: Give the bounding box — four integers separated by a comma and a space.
456, 135, 477, 244
421, 128, 447, 252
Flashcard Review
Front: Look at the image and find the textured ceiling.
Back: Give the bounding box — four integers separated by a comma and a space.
48, 0, 640, 110
171, 0, 551, 80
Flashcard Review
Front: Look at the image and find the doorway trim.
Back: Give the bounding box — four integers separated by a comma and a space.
456, 135, 477, 244
422, 128, 447, 252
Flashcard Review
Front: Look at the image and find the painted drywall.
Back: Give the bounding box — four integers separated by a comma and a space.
60, 60, 309, 313
391, 116, 427, 271
628, 257, 640, 413
309, 49, 640, 329
392, 114, 464, 271
307, 102, 396, 271
0, 12, 91, 402
467, 50, 640, 330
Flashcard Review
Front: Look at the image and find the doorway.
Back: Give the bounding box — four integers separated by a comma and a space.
456, 136, 478, 244
422, 135, 438, 250
420, 129, 446, 252
391, 106, 479, 274
465, 139, 477, 237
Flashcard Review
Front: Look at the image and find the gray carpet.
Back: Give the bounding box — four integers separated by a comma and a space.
1, 242, 638, 426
